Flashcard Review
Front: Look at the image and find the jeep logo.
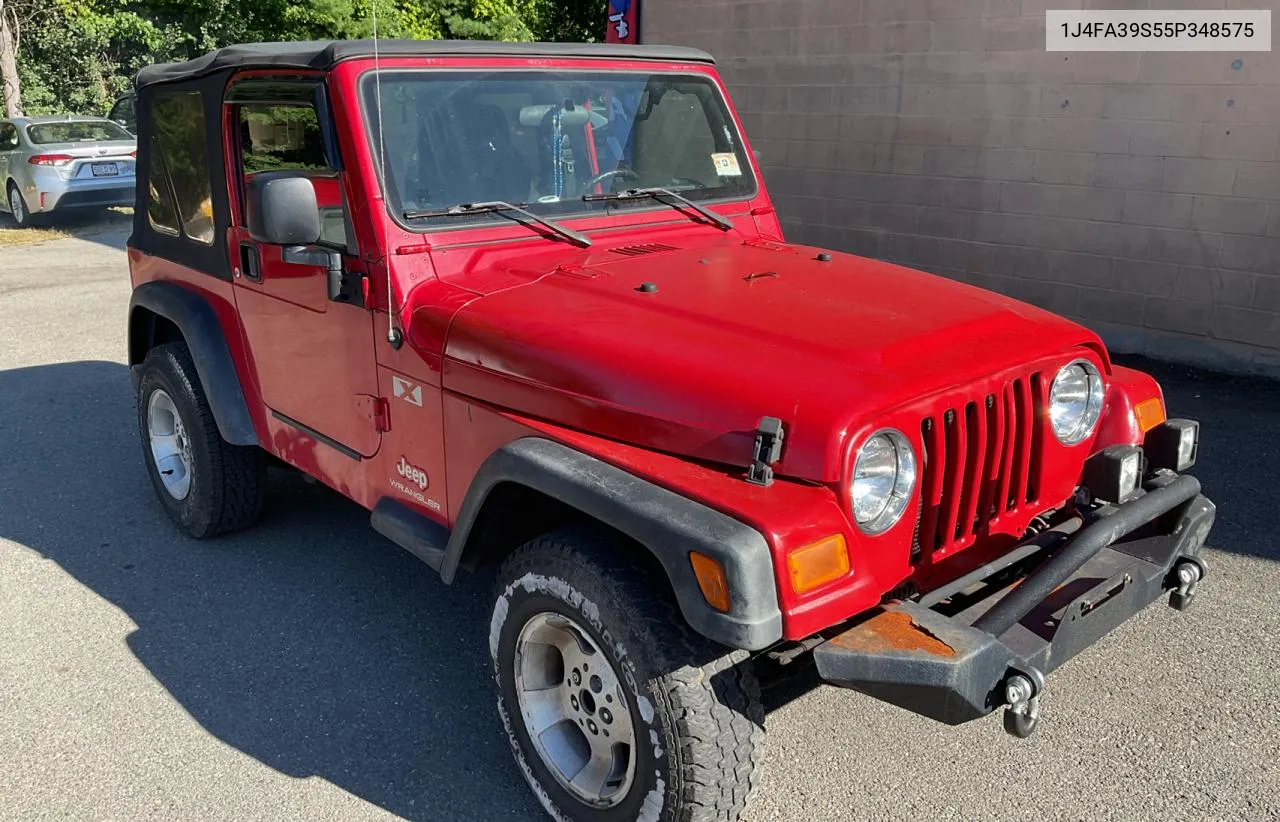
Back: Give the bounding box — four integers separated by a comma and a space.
396, 457, 429, 490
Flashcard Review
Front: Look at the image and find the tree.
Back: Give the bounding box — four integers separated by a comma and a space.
3, 0, 609, 118
527, 0, 606, 43
0, 0, 30, 117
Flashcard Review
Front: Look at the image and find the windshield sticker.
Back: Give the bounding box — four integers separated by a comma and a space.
712, 153, 742, 177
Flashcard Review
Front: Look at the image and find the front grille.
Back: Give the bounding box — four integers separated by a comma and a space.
917, 372, 1044, 558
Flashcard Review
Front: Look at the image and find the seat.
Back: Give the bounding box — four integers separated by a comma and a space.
459, 103, 529, 203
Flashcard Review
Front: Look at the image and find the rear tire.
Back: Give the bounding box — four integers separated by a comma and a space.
490, 527, 765, 822
136, 342, 266, 537
7, 181, 31, 227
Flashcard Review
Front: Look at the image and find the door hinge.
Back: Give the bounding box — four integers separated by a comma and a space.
746, 416, 784, 487
356, 395, 392, 433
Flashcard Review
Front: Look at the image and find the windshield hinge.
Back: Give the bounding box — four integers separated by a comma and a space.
746, 416, 785, 487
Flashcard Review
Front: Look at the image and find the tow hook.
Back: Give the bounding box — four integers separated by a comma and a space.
1169, 558, 1205, 611
1002, 668, 1045, 739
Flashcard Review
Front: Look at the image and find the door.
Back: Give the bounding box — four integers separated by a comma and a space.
227, 84, 382, 459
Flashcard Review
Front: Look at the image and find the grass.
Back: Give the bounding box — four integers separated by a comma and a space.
0, 207, 132, 247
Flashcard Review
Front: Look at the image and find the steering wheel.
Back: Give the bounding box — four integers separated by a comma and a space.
581, 167, 640, 195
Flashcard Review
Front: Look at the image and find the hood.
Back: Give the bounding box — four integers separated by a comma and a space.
439, 237, 1103, 482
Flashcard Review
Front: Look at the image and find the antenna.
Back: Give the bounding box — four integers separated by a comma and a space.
372, 0, 403, 349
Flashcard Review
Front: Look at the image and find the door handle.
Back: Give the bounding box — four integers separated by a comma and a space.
239, 243, 261, 281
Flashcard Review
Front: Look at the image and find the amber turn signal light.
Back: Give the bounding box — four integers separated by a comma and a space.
787, 534, 850, 594
689, 552, 731, 613
1134, 397, 1166, 434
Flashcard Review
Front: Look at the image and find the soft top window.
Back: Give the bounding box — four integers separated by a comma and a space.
150, 92, 215, 245
361, 70, 756, 230
27, 120, 132, 144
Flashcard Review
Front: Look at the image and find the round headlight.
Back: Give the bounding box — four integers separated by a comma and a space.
851, 429, 917, 535
1049, 359, 1105, 445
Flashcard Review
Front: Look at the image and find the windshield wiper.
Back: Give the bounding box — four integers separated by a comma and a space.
584, 187, 734, 231
403, 201, 591, 248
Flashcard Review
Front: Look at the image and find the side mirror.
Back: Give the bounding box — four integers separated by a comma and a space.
246, 172, 322, 246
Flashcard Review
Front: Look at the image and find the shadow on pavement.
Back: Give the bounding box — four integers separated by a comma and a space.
0, 360, 540, 821
1115, 355, 1279, 563
0, 357, 1275, 818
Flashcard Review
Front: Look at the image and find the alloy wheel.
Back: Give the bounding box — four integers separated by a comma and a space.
146, 389, 193, 500
513, 611, 637, 808
8, 187, 25, 224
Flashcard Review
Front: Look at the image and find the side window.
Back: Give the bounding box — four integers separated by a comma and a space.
146, 135, 180, 235
0, 123, 18, 150
237, 102, 348, 249
109, 96, 137, 134
151, 92, 215, 244
240, 104, 328, 173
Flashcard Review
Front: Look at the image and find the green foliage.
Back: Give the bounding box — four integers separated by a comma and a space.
526, 0, 606, 43
2, 0, 606, 116
15, 0, 188, 115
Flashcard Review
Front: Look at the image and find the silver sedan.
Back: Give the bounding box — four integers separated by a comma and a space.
0, 116, 136, 226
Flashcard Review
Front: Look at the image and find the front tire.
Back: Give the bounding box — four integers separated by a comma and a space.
136, 342, 266, 537
490, 528, 765, 822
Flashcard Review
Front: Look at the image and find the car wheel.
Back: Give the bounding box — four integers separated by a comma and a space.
136, 342, 266, 537
7, 182, 30, 227
491, 527, 765, 822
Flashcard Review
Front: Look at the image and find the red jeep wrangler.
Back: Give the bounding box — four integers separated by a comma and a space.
127, 40, 1214, 822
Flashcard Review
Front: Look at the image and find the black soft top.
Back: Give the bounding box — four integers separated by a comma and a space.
135, 39, 716, 88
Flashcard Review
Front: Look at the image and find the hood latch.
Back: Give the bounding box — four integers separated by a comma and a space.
746, 417, 785, 487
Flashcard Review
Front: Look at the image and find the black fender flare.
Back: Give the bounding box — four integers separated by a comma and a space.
442, 437, 784, 651
128, 280, 258, 446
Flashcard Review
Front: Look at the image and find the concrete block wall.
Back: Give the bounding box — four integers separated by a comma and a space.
643, 0, 1280, 376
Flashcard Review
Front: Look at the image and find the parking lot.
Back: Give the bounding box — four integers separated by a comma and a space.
1, 225, 1277, 821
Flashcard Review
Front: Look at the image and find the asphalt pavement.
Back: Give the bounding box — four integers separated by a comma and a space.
1, 227, 1277, 821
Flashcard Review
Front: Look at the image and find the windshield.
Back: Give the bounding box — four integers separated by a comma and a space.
27, 120, 132, 144
361, 70, 756, 227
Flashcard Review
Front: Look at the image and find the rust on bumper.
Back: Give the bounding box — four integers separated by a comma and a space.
827, 610, 956, 658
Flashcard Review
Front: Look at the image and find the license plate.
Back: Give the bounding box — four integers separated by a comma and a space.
90, 162, 119, 177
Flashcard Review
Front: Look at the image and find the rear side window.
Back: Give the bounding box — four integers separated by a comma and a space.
0, 123, 17, 150
151, 92, 215, 245
146, 135, 180, 235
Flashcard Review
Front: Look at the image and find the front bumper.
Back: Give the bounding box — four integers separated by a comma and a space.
813, 473, 1213, 733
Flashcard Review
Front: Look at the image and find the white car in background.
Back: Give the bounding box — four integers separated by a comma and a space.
0, 116, 137, 226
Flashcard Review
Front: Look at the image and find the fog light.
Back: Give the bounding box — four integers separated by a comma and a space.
1145, 419, 1199, 473
787, 534, 850, 594
1083, 445, 1144, 504
1178, 426, 1197, 467
689, 551, 731, 613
